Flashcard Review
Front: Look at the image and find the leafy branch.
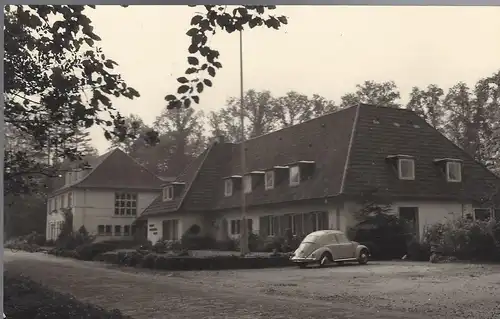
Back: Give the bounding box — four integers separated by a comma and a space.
165, 5, 288, 109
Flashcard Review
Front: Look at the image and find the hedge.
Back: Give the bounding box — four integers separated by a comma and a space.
50, 247, 293, 271
4, 271, 131, 319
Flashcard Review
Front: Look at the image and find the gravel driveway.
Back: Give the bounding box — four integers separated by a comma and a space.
5, 251, 500, 319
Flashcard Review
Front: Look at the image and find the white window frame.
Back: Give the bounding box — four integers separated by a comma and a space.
265, 171, 275, 190
446, 161, 462, 182
243, 175, 252, 194
224, 179, 233, 197
163, 185, 174, 201
398, 159, 415, 180
289, 166, 300, 186
114, 193, 138, 216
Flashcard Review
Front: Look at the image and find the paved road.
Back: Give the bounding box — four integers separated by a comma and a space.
4, 251, 435, 319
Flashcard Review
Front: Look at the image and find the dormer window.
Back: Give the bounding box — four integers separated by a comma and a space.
224, 179, 233, 197
289, 165, 300, 186
265, 171, 275, 190
398, 158, 415, 180
163, 185, 174, 201
243, 175, 252, 194
387, 155, 415, 180
433, 158, 463, 183
446, 161, 462, 182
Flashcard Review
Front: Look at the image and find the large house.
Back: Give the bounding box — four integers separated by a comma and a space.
139, 104, 500, 244
46, 148, 163, 241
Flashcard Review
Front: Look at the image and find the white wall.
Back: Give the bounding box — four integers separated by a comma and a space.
142, 199, 474, 244
343, 200, 471, 240
213, 201, 347, 239
46, 189, 159, 241
146, 212, 207, 243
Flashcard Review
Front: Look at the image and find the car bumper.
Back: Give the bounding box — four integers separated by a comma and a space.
290, 256, 318, 263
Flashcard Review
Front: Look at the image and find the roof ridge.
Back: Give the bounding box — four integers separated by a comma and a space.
120, 148, 163, 183
74, 148, 120, 187
340, 104, 361, 194
49, 149, 116, 195
232, 106, 357, 145
174, 143, 216, 211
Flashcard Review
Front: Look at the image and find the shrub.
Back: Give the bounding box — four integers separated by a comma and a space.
216, 238, 238, 251
181, 234, 216, 250
422, 218, 500, 261
4, 271, 131, 319
75, 241, 118, 261
349, 213, 411, 260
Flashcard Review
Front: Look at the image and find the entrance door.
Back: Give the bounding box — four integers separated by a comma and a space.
398, 207, 419, 240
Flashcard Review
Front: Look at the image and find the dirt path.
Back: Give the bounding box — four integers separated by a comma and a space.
4, 251, 435, 319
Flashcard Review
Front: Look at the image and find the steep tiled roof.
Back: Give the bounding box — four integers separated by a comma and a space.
343, 105, 500, 203
51, 148, 163, 195
140, 104, 500, 217
139, 146, 213, 217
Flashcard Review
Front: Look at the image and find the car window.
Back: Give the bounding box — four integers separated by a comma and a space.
302, 234, 319, 243
326, 234, 338, 244
335, 234, 349, 243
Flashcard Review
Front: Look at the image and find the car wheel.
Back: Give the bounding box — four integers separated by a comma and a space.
358, 249, 369, 265
319, 252, 332, 268
298, 263, 307, 269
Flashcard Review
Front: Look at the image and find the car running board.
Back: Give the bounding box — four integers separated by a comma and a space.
332, 258, 358, 262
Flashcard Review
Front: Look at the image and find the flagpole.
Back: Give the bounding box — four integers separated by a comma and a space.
239, 29, 249, 256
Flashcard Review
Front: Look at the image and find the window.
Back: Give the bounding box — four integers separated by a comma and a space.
247, 219, 253, 233
243, 175, 252, 194
230, 219, 241, 235
60, 195, 65, 208
114, 225, 122, 236
224, 179, 233, 197
67, 192, 72, 207
265, 171, 275, 190
289, 166, 300, 186
54, 197, 58, 210
446, 162, 462, 182
48, 199, 52, 212
474, 208, 491, 221
98, 225, 105, 235
163, 219, 179, 240
124, 225, 131, 236
335, 233, 349, 243
114, 193, 138, 216
105, 225, 112, 235
163, 186, 174, 201
398, 159, 415, 180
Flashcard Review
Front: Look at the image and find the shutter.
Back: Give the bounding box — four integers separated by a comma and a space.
321, 211, 329, 230
259, 216, 269, 237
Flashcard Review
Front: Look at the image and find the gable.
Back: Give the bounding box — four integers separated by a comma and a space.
76, 149, 163, 190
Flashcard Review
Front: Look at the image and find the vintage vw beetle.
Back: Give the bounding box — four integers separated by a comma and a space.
290, 230, 370, 268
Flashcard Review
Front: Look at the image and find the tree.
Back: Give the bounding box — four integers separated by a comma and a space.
5, 5, 141, 194
271, 91, 313, 128
340, 80, 401, 108
406, 84, 445, 132
225, 89, 276, 138
208, 108, 242, 143
153, 108, 207, 176
164, 5, 288, 109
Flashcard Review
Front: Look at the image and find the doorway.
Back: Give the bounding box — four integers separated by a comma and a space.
398, 207, 419, 240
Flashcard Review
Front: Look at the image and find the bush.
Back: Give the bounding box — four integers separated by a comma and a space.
181, 234, 216, 250
349, 213, 411, 260
216, 238, 238, 251
75, 241, 129, 261
422, 218, 500, 261
4, 271, 131, 319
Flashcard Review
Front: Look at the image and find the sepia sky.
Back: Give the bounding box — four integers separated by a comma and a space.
86, 5, 500, 154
